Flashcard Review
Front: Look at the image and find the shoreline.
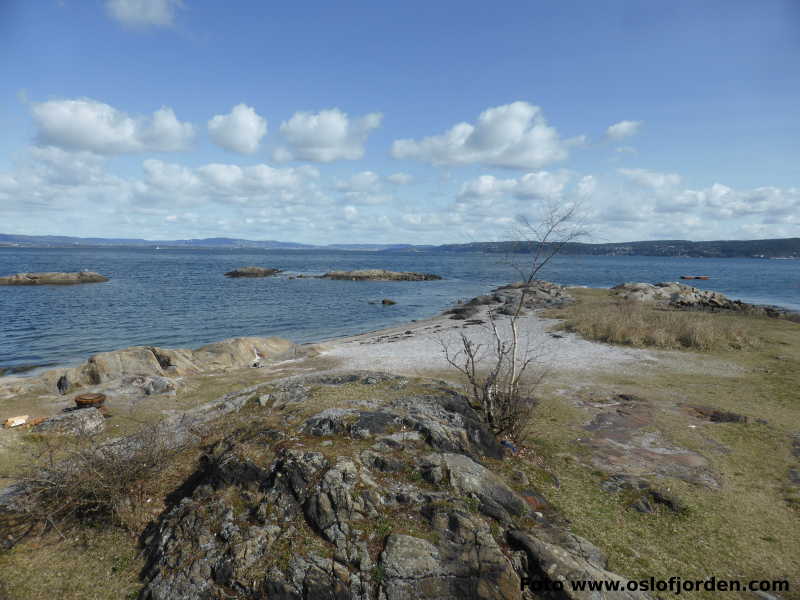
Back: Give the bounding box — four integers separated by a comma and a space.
2, 280, 798, 383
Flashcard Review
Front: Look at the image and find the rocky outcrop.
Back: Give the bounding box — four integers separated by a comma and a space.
447, 280, 572, 320
611, 281, 777, 315
136, 372, 653, 599
0, 271, 109, 285
224, 266, 282, 278
318, 269, 442, 281
33, 407, 105, 436
0, 337, 306, 398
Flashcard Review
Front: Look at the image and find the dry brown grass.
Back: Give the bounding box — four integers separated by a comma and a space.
554, 294, 759, 351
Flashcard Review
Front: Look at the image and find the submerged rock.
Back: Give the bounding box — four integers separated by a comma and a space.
0, 271, 109, 285
224, 266, 282, 278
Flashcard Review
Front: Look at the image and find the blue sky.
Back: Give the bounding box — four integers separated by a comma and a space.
0, 0, 798, 244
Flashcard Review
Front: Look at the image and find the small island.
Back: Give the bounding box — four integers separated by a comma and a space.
224, 266, 282, 278
0, 271, 109, 285
318, 269, 442, 281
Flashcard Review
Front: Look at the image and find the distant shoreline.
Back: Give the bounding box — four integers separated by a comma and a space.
2, 235, 799, 259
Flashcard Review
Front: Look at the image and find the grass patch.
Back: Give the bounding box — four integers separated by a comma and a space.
0, 527, 143, 599
550, 289, 761, 351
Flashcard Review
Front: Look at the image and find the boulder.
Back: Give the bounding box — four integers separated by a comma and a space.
0, 271, 109, 285
224, 266, 282, 278
33, 408, 105, 436
319, 269, 442, 281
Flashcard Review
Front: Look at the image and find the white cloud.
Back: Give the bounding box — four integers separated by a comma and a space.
334, 171, 393, 205
274, 108, 382, 162
577, 175, 596, 198
619, 168, 681, 189
392, 101, 580, 169
208, 104, 267, 154
343, 205, 359, 221
2, 143, 798, 244
458, 175, 516, 198
106, 0, 182, 27
387, 172, 413, 185
458, 170, 569, 201
32, 98, 194, 154
606, 120, 642, 140
336, 171, 380, 193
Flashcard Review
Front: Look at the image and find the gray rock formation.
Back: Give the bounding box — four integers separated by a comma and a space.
33, 407, 105, 436
0, 337, 306, 399
135, 372, 653, 600
611, 281, 777, 315
224, 266, 282, 278
447, 280, 572, 320
0, 271, 109, 285
317, 269, 442, 281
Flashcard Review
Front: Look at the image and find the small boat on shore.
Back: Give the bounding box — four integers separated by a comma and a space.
681, 275, 711, 280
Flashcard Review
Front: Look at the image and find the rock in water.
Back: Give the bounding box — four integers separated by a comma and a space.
224, 266, 282, 278
319, 269, 442, 281
0, 271, 109, 285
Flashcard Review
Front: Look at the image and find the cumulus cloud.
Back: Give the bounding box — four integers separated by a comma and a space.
106, 0, 182, 27
606, 120, 642, 140
208, 104, 267, 154
334, 171, 393, 205
392, 101, 581, 169
619, 168, 681, 189
274, 108, 382, 162
336, 171, 381, 193
387, 172, 413, 185
458, 170, 570, 201
577, 175, 596, 198
32, 98, 194, 154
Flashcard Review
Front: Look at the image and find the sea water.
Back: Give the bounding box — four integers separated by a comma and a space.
1, 247, 798, 373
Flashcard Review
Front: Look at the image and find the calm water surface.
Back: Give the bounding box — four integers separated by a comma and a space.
1, 247, 798, 373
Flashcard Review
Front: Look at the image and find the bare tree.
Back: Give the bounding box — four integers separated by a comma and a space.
441, 201, 585, 443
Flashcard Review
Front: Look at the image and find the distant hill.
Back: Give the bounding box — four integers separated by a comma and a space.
0, 234, 315, 249
433, 238, 800, 259
1, 233, 798, 258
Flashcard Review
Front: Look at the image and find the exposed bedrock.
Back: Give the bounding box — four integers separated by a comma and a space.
0, 337, 307, 399
224, 266, 282, 278
138, 372, 654, 600
316, 269, 442, 281
0, 271, 109, 285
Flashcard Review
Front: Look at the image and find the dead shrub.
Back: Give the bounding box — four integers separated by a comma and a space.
441, 317, 544, 443
5, 418, 198, 542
